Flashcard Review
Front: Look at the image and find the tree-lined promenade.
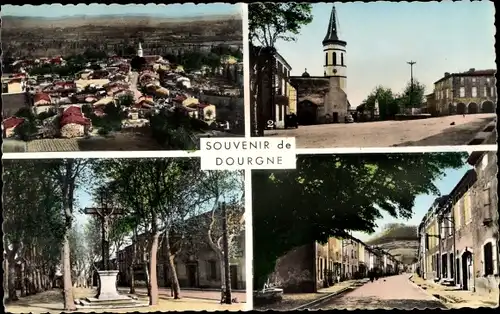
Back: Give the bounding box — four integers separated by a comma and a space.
3, 158, 245, 311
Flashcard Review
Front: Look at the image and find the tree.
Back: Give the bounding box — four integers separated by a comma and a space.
401, 80, 426, 109
43, 159, 92, 310
252, 153, 468, 287
198, 171, 245, 300
248, 3, 313, 136
93, 158, 202, 305
130, 56, 147, 72
362, 86, 400, 120
3, 160, 65, 301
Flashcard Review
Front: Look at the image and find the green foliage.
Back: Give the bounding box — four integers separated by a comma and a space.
149, 108, 209, 150
97, 126, 111, 136
116, 94, 135, 108
82, 49, 108, 61
3, 160, 66, 268
131, 56, 147, 71
37, 109, 57, 121
13, 107, 38, 141
29, 64, 85, 77
400, 80, 426, 109
362, 86, 401, 120
81, 104, 93, 117
252, 153, 468, 287
249, 3, 313, 47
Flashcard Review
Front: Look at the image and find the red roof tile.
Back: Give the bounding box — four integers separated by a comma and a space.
3, 116, 26, 129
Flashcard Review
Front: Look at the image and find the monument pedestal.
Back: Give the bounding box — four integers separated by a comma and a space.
76, 270, 148, 309
96, 270, 122, 300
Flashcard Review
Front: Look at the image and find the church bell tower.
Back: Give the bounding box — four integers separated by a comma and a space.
137, 42, 144, 58
323, 5, 347, 91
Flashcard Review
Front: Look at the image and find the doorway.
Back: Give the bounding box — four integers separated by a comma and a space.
186, 264, 198, 288
461, 251, 472, 290
332, 112, 339, 123
297, 100, 318, 125
230, 265, 238, 290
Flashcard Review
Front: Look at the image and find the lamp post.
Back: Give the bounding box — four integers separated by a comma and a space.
407, 60, 416, 109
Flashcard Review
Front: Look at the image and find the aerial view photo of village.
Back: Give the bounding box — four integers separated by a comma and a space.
4, 158, 247, 312
252, 151, 498, 310
2, 3, 245, 153
249, 2, 496, 148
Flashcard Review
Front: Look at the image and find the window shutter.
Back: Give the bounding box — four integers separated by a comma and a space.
493, 243, 498, 275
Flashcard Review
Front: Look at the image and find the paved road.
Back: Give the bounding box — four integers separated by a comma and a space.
265, 114, 496, 148
314, 275, 446, 310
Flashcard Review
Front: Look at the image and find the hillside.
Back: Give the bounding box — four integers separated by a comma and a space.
366, 223, 419, 265
2, 14, 243, 58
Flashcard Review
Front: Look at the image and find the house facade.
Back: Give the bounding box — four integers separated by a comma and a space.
418, 155, 498, 295
433, 69, 496, 115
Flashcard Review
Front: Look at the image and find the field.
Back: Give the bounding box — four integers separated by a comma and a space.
2, 14, 243, 57
25, 133, 165, 152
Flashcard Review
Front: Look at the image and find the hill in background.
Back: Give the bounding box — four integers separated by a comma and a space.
366, 223, 419, 265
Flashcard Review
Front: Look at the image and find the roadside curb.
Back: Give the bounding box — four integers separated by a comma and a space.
292, 281, 365, 311
407, 276, 450, 309
467, 120, 496, 145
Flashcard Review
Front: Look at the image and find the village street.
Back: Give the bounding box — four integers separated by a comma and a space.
313, 274, 446, 310
265, 114, 496, 148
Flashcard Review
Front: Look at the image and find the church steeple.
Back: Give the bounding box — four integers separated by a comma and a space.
322, 5, 343, 46
322, 4, 347, 90
137, 42, 144, 58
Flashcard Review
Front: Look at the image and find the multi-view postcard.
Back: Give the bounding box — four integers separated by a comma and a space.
249, 2, 496, 148
4, 157, 246, 312
2, 3, 245, 153
1, 1, 498, 313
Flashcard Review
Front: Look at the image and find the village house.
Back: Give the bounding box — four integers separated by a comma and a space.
253, 48, 293, 130
2, 116, 26, 138
467, 150, 499, 295
268, 235, 386, 293
115, 211, 246, 291
418, 159, 498, 295
33, 92, 53, 115
433, 69, 496, 115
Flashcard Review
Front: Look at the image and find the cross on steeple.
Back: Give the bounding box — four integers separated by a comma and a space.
323, 5, 342, 46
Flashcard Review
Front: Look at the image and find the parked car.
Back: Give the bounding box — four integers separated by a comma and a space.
345, 114, 354, 123
285, 113, 298, 129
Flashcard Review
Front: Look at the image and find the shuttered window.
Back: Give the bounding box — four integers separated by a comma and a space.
484, 242, 494, 276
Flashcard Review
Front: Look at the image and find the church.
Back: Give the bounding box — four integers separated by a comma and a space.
290, 5, 351, 125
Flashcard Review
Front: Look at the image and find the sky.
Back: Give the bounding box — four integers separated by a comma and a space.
273, 1, 496, 107
352, 159, 472, 242
1, 3, 241, 18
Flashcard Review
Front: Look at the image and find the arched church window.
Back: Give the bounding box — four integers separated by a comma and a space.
333, 52, 337, 65
325, 53, 328, 66
341, 53, 344, 66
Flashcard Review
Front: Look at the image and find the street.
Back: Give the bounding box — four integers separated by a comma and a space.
265, 114, 496, 148
314, 275, 446, 310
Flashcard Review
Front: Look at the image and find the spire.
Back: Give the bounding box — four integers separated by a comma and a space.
137, 42, 143, 58
322, 5, 343, 46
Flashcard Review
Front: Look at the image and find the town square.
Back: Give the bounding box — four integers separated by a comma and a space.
3, 158, 246, 312
249, 2, 496, 147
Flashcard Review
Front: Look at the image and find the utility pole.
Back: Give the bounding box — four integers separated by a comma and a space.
407, 61, 416, 109
222, 202, 232, 304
